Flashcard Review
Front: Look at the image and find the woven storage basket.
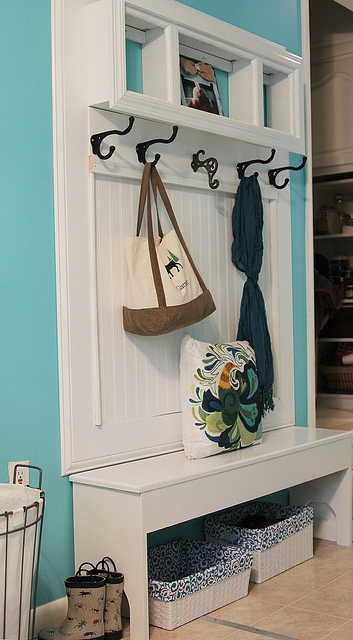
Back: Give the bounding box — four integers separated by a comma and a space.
321, 365, 353, 393
204, 502, 313, 584
148, 538, 252, 630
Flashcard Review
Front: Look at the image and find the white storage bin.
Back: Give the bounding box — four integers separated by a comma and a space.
204, 502, 314, 583
0, 482, 44, 640
148, 538, 252, 630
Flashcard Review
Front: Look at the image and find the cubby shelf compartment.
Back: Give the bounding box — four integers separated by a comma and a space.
87, 0, 305, 153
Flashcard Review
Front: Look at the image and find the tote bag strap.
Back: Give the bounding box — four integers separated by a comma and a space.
151, 166, 207, 293
136, 162, 163, 240
135, 162, 166, 306
150, 175, 164, 241
146, 168, 166, 307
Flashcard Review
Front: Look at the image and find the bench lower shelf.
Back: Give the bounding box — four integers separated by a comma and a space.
70, 426, 352, 640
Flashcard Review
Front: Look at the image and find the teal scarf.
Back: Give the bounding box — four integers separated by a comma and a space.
231, 174, 274, 415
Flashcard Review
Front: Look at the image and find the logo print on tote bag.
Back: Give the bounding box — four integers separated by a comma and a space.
165, 250, 184, 278
156, 240, 190, 294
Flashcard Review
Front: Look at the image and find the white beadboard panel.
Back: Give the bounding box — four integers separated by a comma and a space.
92, 167, 294, 464
58, 149, 295, 473
95, 175, 241, 430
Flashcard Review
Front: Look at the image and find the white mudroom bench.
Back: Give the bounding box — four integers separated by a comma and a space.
70, 426, 352, 640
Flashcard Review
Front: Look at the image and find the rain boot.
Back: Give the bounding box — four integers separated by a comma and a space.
38, 570, 106, 640
94, 557, 124, 640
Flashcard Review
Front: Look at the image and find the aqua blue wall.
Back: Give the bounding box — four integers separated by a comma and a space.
290, 152, 308, 425
0, 0, 306, 608
179, 0, 302, 56
0, 1, 74, 607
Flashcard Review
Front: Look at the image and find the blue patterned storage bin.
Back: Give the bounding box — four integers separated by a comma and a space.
204, 502, 314, 583
148, 538, 252, 630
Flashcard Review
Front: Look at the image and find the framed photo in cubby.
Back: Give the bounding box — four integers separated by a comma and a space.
180, 56, 223, 116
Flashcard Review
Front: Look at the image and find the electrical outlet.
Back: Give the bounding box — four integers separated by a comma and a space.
8, 461, 30, 485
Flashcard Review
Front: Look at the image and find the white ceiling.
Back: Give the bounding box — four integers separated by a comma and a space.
334, 0, 353, 11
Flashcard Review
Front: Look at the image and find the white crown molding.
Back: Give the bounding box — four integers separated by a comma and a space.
311, 70, 353, 91
334, 0, 353, 12
311, 37, 353, 65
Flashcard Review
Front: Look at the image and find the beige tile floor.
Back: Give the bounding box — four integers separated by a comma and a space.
120, 538, 353, 640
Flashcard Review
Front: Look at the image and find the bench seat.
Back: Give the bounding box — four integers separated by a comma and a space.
70, 425, 352, 640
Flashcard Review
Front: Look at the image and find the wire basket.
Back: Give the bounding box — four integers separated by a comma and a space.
0, 465, 45, 640
204, 502, 314, 583
148, 538, 252, 630
321, 365, 353, 393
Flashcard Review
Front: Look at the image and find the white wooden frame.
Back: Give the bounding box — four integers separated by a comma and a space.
301, 0, 315, 430
52, 0, 306, 476
87, 0, 305, 152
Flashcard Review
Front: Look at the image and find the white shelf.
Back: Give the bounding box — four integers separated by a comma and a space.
318, 337, 353, 342
317, 393, 353, 412
318, 392, 353, 399
314, 233, 353, 240
87, 0, 305, 151
313, 174, 353, 187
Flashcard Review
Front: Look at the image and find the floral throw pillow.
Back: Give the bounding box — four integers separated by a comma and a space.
180, 334, 262, 459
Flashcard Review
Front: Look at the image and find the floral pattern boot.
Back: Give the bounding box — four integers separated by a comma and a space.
93, 557, 124, 640
103, 572, 124, 640
38, 574, 106, 640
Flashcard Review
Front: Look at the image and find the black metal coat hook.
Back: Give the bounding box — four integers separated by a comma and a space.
91, 116, 135, 160
136, 126, 179, 167
268, 156, 307, 189
236, 148, 276, 179
191, 150, 219, 190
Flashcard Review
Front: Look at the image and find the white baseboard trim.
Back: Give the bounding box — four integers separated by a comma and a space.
33, 597, 67, 638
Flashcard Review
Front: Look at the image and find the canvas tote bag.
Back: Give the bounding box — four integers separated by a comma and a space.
123, 162, 216, 336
